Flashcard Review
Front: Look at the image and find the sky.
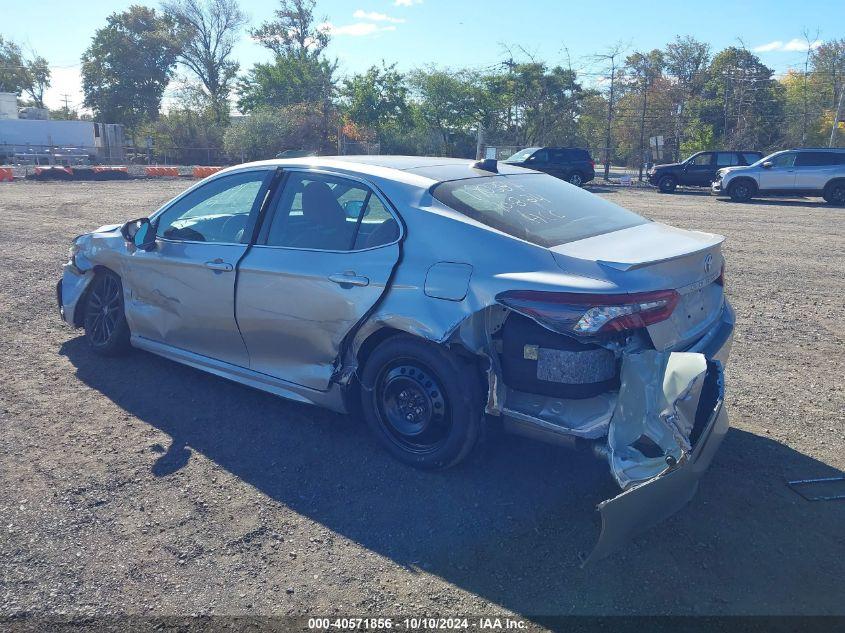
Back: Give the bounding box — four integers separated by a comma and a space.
4, 0, 844, 111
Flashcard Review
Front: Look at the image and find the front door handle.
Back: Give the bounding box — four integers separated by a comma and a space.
328, 272, 370, 287
205, 259, 233, 272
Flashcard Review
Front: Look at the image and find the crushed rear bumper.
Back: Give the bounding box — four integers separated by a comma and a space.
584, 357, 728, 565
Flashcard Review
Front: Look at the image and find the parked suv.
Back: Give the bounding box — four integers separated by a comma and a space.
713, 148, 845, 204
648, 150, 763, 193
504, 147, 595, 186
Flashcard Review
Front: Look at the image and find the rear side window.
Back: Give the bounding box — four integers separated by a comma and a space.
263, 172, 397, 251
716, 152, 739, 167
431, 174, 647, 248
795, 152, 841, 167
742, 153, 761, 165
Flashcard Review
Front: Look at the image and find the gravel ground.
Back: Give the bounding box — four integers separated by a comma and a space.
1, 179, 843, 625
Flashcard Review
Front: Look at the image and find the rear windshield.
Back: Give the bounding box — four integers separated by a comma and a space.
431, 174, 647, 247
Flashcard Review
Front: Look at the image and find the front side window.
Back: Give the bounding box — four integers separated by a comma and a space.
742, 153, 761, 165
263, 172, 398, 251
769, 153, 797, 168
689, 153, 713, 166
155, 171, 268, 243
432, 173, 647, 248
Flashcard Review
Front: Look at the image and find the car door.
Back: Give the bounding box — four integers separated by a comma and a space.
122, 168, 274, 367
683, 152, 715, 186
235, 169, 401, 391
759, 152, 798, 191
793, 151, 839, 192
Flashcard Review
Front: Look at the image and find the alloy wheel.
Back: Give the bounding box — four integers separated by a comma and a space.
84, 275, 122, 346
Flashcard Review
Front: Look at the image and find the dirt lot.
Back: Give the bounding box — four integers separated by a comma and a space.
1, 179, 844, 625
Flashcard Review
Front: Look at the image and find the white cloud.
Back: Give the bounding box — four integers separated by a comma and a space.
321, 21, 397, 37
753, 38, 823, 53
352, 9, 405, 23
393, 0, 423, 6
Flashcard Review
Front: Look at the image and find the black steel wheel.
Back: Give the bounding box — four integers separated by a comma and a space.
823, 180, 845, 206
83, 270, 131, 355
658, 175, 677, 193
375, 360, 451, 455
361, 335, 483, 469
729, 179, 755, 202
568, 172, 584, 187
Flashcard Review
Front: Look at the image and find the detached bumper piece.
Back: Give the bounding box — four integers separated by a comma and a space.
583, 352, 727, 566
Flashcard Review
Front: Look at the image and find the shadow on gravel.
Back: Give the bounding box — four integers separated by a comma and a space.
60, 337, 845, 616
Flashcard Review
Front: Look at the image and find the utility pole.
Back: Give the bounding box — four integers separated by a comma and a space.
593, 44, 626, 180
830, 85, 845, 148
604, 59, 616, 180
801, 29, 818, 147
60, 93, 71, 119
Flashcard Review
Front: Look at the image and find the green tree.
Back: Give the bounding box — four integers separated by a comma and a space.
0, 37, 51, 107
664, 36, 711, 159
700, 47, 784, 150
162, 0, 247, 123
340, 63, 410, 133
237, 55, 335, 112
81, 5, 181, 133
251, 0, 329, 60
223, 103, 337, 160
0, 36, 28, 94
624, 49, 664, 177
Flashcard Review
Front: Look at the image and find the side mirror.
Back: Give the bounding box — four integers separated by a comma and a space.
121, 217, 156, 251
762, 161, 773, 169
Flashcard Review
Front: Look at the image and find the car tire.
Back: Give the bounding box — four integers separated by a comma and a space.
823, 180, 845, 206
83, 269, 131, 356
568, 171, 584, 187
728, 179, 756, 202
360, 335, 483, 470
658, 175, 677, 193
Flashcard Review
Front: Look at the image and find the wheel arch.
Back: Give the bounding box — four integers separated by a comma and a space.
71, 264, 121, 327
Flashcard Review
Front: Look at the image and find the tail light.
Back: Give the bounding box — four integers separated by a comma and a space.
497, 289, 680, 336
589, 159, 595, 169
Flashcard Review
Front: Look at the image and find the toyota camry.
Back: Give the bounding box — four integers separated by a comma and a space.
57, 156, 734, 563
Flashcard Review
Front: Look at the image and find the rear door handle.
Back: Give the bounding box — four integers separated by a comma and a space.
328, 272, 369, 287
205, 259, 233, 272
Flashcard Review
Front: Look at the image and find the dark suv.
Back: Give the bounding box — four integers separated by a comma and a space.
504, 147, 595, 186
648, 150, 762, 193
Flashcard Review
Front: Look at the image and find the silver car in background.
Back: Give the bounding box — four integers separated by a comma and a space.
713, 147, 845, 203
58, 156, 734, 563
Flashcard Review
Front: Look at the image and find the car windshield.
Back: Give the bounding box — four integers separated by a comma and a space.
431, 174, 648, 247
504, 148, 540, 162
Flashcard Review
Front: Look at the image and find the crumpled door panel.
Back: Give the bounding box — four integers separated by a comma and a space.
583, 354, 727, 566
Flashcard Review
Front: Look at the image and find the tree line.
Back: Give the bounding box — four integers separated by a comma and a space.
1, 0, 843, 167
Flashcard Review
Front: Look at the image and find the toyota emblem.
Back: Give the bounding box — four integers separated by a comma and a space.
703, 253, 713, 274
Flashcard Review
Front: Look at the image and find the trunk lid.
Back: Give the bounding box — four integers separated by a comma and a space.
550, 223, 726, 349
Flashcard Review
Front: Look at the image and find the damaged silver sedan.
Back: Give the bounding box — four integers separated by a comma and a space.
57, 156, 734, 562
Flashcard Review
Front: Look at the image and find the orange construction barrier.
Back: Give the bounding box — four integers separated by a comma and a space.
93, 165, 128, 173
0, 167, 13, 182
145, 166, 180, 177
192, 166, 223, 178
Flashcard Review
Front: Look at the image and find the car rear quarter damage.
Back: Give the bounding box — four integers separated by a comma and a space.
345, 206, 734, 563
